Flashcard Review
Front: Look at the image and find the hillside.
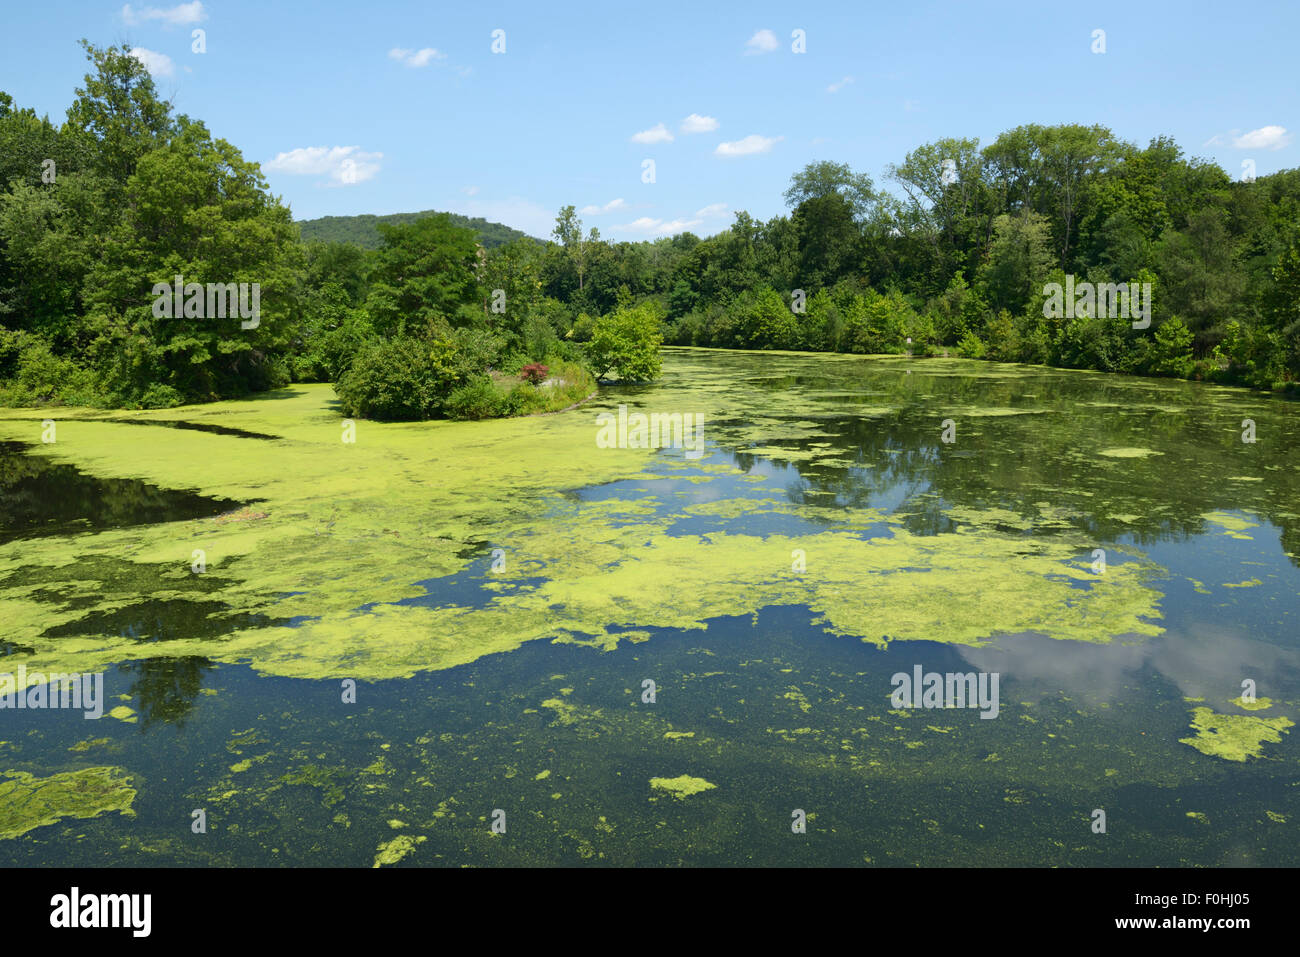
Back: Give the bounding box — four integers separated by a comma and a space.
296, 210, 540, 249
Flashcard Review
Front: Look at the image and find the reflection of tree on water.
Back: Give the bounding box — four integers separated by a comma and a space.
117, 656, 213, 729
0, 441, 241, 545
710, 361, 1300, 568
41, 598, 286, 643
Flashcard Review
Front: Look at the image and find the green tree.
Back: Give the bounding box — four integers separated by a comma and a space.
365, 214, 480, 337
77, 115, 302, 403
64, 40, 175, 188
587, 301, 663, 380
979, 210, 1053, 315
784, 161, 879, 220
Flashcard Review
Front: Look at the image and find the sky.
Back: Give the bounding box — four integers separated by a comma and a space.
2, 1, 1296, 240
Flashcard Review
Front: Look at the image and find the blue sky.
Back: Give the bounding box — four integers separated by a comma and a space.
2, 1, 1296, 240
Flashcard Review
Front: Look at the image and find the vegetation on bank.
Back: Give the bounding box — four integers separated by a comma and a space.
0, 43, 651, 420
2, 42, 1297, 418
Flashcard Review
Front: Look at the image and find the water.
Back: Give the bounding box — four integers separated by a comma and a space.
1, 349, 1296, 865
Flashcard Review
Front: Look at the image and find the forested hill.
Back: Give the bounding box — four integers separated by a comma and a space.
297, 210, 538, 249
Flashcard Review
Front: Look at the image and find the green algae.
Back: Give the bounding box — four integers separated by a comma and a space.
1201, 511, 1259, 539
1179, 708, 1294, 761
1231, 696, 1273, 711
0, 767, 136, 839
0, 361, 1175, 687
278, 764, 347, 807
373, 833, 425, 867
5, 348, 1300, 868
1098, 448, 1163, 458
649, 775, 716, 799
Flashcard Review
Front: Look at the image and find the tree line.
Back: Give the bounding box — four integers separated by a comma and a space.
2, 41, 1297, 422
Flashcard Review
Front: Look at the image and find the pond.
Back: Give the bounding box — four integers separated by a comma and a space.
0, 347, 1296, 865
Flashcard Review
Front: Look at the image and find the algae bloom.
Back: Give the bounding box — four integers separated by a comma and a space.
1179, 708, 1294, 762
650, 775, 717, 799
0, 767, 136, 839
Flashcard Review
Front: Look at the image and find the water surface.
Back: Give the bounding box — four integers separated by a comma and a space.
1, 349, 1296, 865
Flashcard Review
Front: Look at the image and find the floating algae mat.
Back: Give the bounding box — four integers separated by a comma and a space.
1, 348, 1298, 865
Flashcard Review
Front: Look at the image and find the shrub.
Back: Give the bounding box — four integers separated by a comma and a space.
295, 308, 377, 383
587, 301, 663, 381
334, 336, 463, 420
956, 331, 987, 359
520, 363, 549, 385
0, 331, 101, 406
1149, 317, 1195, 378
444, 377, 511, 420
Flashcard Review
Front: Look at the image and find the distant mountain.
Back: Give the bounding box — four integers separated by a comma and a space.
296, 210, 540, 249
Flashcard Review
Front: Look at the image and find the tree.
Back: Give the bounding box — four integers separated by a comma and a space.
793, 192, 858, 291
587, 301, 663, 380
64, 40, 175, 188
82, 116, 303, 402
552, 205, 601, 293
784, 161, 879, 221
365, 214, 479, 337
1156, 206, 1244, 340
979, 210, 1053, 315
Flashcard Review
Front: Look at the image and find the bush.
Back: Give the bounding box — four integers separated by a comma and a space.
136, 383, 185, 409
520, 362, 549, 385
1148, 317, 1195, 378
334, 336, 464, 420
587, 301, 663, 381
444, 359, 596, 421
444, 377, 511, 420
295, 308, 377, 383
732, 288, 797, 350
0, 331, 101, 406
956, 331, 987, 359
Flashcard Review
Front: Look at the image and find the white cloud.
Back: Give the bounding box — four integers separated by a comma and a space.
619, 216, 701, 236
461, 185, 480, 196
264, 146, 383, 187
631, 123, 674, 144
695, 203, 728, 218
579, 198, 628, 215
746, 29, 778, 54
715, 134, 782, 157
826, 76, 854, 94
657, 218, 702, 234
129, 47, 174, 77
450, 196, 554, 238
122, 2, 205, 26
1233, 125, 1291, 150
680, 113, 719, 134
388, 47, 445, 67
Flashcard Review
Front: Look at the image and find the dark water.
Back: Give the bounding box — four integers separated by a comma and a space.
1, 353, 1298, 865
0, 440, 243, 545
